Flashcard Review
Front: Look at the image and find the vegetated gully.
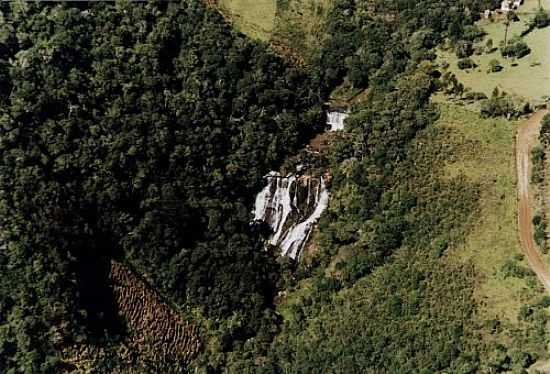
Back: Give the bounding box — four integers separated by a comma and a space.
517, 109, 550, 292
252, 110, 348, 260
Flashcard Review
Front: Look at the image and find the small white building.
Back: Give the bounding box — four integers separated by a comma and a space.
501, 0, 523, 12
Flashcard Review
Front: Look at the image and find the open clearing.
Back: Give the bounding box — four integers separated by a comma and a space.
218, 0, 331, 63
519, 0, 550, 14
271, 0, 331, 62
441, 104, 545, 323
218, 0, 276, 41
438, 15, 550, 102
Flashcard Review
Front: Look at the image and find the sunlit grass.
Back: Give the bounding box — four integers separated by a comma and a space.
440, 104, 545, 323
218, 0, 277, 41
438, 17, 550, 102
271, 0, 332, 61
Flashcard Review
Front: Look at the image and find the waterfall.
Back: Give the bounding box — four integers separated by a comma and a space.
253, 172, 329, 259
326, 110, 349, 132
278, 177, 329, 258
251, 108, 347, 258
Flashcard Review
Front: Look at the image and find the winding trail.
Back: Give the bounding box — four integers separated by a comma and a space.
516, 109, 550, 292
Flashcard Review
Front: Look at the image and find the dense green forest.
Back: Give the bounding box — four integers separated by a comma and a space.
316, 0, 500, 95
1, 0, 548, 372
0, 1, 319, 371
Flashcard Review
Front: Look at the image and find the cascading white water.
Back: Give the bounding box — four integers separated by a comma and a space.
253, 172, 329, 259
326, 110, 349, 132
279, 177, 329, 258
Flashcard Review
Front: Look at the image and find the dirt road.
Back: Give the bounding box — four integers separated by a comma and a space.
517, 109, 550, 292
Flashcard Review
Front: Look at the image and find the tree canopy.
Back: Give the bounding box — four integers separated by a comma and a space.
0, 1, 320, 370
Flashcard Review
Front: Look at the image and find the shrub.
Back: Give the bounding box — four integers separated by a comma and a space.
534, 9, 550, 29
501, 260, 533, 279
533, 212, 547, 251
531, 146, 545, 184
519, 305, 534, 321
533, 212, 547, 247
464, 91, 487, 101
457, 57, 476, 70
485, 38, 497, 53
314, 276, 343, 292
480, 90, 531, 118
455, 41, 474, 58
437, 71, 464, 96
462, 25, 486, 41
540, 114, 550, 145
537, 296, 550, 308
488, 59, 503, 73
522, 9, 550, 36
501, 40, 531, 59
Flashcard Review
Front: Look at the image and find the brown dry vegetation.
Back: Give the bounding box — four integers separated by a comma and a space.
269, 40, 307, 67
62, 261, 201, 372
307, 132, 353, 154
110, 261, 201, 363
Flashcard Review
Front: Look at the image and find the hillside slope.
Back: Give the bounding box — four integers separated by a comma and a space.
264, 103, 549, 372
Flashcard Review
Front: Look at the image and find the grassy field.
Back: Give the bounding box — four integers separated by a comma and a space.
271, 0, 331, 62
438, 17, 550, 102
218, 0, 277, 41
218, 0, 331, 63
440, 104, 545, 323
518, 0, 550, 14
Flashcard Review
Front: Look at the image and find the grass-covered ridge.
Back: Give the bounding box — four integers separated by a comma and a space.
217, 0, 332, 66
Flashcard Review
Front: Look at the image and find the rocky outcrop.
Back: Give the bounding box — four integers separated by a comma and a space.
252, 107, 347, 259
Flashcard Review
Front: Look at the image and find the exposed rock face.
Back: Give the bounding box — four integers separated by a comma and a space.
253, 172, 329, 259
